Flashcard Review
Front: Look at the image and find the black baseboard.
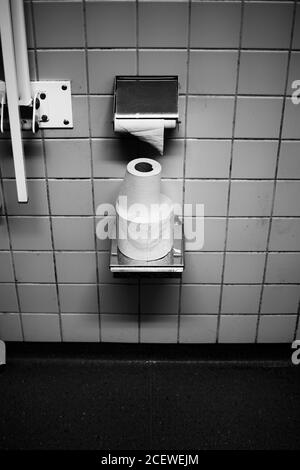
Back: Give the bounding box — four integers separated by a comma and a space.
5, 342, 294, 363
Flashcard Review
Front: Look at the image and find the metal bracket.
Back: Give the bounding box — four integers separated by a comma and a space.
0, 80, 73, 131
110, 216, 184, 274
0, 340, 6, 366
30, 80, 73, 129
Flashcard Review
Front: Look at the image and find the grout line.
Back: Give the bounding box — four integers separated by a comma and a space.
31, 4, 64, 342
71, 93, 294, 98
4, 215, 300, 219
28, 46, 300, 52
1, 282, 300, 287
5, 177, 300, 181
138, 278, 141, 343
294, 296, 300, 340
216, 0, 245, 343
2, 250, 300, 255
0, 168, 25, 340
21, 92, 295, 98
149, 364, 154, 448
31, 69, 64, 341
1, 249, 300, 255
83, 0, 102, 342
177, 0, 192, 343
3, 177, 300, 182
255, 0, 298, 343
4, 177, 300, 181
2, 92, 296, 99
135, 0, 142, 343
136, 0, 139, 74
2, 136, 300, 142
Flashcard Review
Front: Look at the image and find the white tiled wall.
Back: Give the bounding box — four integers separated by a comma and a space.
0, 0, 299, 343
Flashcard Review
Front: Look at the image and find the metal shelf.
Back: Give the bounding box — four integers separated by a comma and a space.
110, 217, 184, 275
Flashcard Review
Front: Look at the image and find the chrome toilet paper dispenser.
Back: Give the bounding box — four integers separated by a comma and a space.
113, 75, 179, 151
114, 75, 179, 121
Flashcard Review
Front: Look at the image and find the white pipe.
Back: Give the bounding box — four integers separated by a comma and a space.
10, 0, 32, 106
0, 0, 28, 202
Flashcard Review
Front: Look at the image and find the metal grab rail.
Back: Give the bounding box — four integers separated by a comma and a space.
0, 0, 29, 202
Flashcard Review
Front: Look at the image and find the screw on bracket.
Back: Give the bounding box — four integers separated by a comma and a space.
61, 85, 67, 91
40, 92, 46, 100
41, 114, 49, 122
63, 119, 69, 125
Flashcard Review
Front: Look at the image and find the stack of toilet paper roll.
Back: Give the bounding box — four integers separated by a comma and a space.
116, 158, 174, 261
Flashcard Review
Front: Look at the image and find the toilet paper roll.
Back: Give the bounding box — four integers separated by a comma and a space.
114, 119, 176, 155
118, 158, 162, 210
116, 193, 174, 261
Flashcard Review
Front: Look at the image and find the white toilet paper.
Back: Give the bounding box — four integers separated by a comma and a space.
116, 158, 174, 261
114, 119, 176, 155
118, 158, 161, 209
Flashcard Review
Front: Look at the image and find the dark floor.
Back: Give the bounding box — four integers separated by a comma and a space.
0, 343, 300, 450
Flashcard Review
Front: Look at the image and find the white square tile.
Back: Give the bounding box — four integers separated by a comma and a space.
186, 140, 231, 179
278, 142, 300, 179
100, 285, 139, 314
221, 285, 261, 314
191, 2, 241, 48
22, 314, 61, 342
37, 50, 87, 94
227, 218, 269, 251
187, 97, 235, 138
33, 2, 84, 47
282, 98, 300, 139
185, 180, 229, 217
18, 284, 59, 313
229, 181, 274, 217
235, 98, 283, 139
183, 253, 224, 284
88, 50, 136, 94
258, 315, 297, 343
238, 52, 288, 95
265, 253, 300, 283
101, 314, 138, 343
232, 141, 277, 179
3, 180, 49, 216
0, 285, 18, 312
0, 313, 22, 341
55, 252, 97, 284
270, 218, 300, 251
8, 217, 52, 251
139, 2, 188, 47
62, 314, 99, 342
49, 180, 93, 216
224, 253, 265, 284
189, 51, 238, 94
274, 181, 300, 217
242, 2, 293, 49
184, 218, 226, 252
59, 284, 98, 313
140, 314, 178, 343
179, 315, 218, 343
261, 285, 300, 314
141, 285, 179, 314
14, 252, 55, 283
52, 217, 95, 251
181, 285, 221, 314
0, 253, 14, 282
219, 315, 257, 343
45, 140, 91, 178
